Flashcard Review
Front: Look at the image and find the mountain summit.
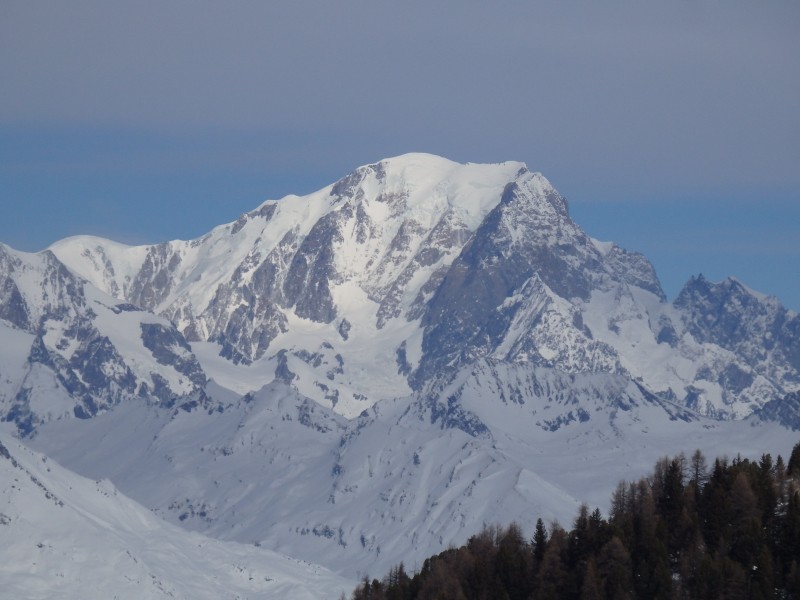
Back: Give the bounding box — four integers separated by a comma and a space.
1, 153, 797, 430
29, 153, 794, 423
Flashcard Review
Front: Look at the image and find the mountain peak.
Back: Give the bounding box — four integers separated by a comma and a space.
679, 274, 774, 306
371, 152, 527, 175
5, 154, 795, 427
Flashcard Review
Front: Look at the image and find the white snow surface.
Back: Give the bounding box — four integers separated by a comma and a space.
0, 433, 351, 600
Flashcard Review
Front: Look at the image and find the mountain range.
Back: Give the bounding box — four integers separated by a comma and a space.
1, 153, 798, 589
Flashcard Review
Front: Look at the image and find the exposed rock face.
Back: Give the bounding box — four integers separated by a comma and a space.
675, 275, 800, 380
140, 323, 206, 388
282, 211, 340, 323
0, 245, 207, 434
129, 243, 182, 311
757, 391, 800, 430
415, 176, 641, 386
0, 266, 31, 330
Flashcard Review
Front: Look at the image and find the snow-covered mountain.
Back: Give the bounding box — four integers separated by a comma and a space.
0, 432, 351, 599
1, 152, 799, 581
37, 153, 799, 424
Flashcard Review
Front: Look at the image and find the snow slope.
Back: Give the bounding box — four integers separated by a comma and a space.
0, 432, 351, 599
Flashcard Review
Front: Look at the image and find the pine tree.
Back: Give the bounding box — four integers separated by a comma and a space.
752, 545, 775, 600
787, 441, 800, 477
535, 525, 568, 600
570, 503, 592, 568
729, 472, 762, 566
597, 536, 634, 600
701, 457, 732, 552
690, 448, 708, 503
783, 489, 800, 574
531, 518, 548, 563
495, 522, 529, 600
774, 454, 787, 505
580, 558, 602, 600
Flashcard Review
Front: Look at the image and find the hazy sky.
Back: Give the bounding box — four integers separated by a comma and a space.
1, 1, 798, 309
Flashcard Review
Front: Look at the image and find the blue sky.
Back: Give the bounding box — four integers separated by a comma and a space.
1, 1, 798, 309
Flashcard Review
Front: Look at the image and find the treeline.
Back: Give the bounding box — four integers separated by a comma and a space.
350, 442, 800, 599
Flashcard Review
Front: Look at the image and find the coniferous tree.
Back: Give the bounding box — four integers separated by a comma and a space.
718, 555, 748, 600
465, 524, 500, 596
691, 449, 708, 487
774, 454, 787, 505
417, 558, 467, 600
495, 522, 529, 600
783, 488, 800, 571
609, 480, 628, 524
678, 531, 714, 599
531, 517, 548, 563
787, 560, 800, 598
570, 503, 592, 572
702, 457, 732, 552
535, 525, 568, 600
787, 441, 800, 477
597, 536, 634, 600
752, 545, 775, 600
580, 558, 602, 600
729, 472, 762, 567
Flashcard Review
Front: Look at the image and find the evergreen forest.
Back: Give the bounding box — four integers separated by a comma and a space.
349, 442, 800, 599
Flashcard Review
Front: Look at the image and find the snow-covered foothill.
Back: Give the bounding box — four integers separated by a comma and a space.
0, 433, 352, 600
